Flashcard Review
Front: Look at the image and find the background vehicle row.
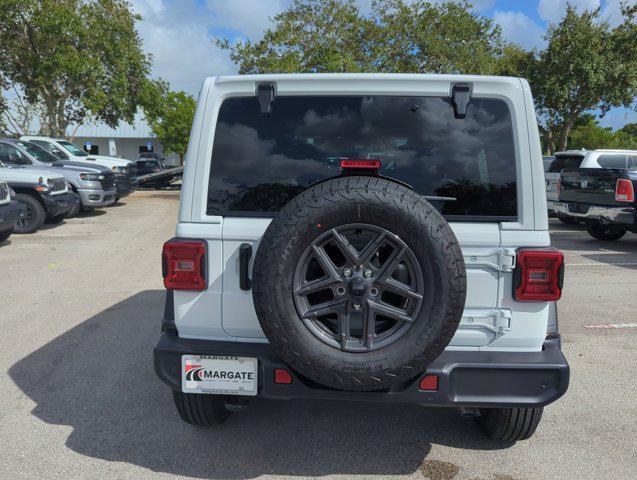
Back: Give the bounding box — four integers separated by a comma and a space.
545, 149, 637, 240
0, 136, 139, 242
20, 136, 137, 200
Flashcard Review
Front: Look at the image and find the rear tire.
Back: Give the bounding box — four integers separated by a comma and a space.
172, 390, 232, 426
14, 194, 46, 234
475, 407, 543, 442
586, 222, 627, 241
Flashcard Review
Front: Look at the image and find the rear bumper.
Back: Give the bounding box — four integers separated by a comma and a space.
154, 330, 570, 409
551, 201, 635, 227
0, 200, 21, 232
77, 188, 117, 207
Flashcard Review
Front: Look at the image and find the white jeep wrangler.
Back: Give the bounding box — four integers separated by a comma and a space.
155, 74, 569, 442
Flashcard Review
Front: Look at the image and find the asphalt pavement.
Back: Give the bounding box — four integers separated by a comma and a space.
0, 191, 635, 480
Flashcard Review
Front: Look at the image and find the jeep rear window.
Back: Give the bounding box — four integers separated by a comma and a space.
207, 95, 517, 219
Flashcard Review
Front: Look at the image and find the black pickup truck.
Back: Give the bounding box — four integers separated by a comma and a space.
553, 166, 636, 241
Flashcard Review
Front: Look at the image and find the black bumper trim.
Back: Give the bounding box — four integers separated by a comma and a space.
0, 200, 21, 232
42, 191, 78, 217
154, 331, 569, 408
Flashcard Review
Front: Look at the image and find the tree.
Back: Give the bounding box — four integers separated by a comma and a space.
619, 122, 637, 139
566, 116, 637, 150
0, 84, 42, 136
217, 0, 508, 75
521, 5, 637, 154
146, 91, 196, 165
0, 0, 152, 138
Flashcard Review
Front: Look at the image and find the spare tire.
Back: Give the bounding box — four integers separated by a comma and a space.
252, 176, 466, 391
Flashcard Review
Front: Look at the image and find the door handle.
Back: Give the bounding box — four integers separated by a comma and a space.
239, 243, 252, 291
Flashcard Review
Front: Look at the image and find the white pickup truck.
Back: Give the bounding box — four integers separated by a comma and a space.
20, 136, 137, 200
154, 74, 569, 443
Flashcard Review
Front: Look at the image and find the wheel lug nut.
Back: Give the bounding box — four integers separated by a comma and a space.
363, 268, 373, 278
343, 267, 353, 277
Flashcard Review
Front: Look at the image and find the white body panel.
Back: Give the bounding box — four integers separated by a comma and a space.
171, 73, 551, 352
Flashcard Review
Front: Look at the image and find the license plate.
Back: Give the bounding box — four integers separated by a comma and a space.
181, 355, 258, 396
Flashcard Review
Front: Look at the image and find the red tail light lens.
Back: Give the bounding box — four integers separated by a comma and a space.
419, 374, 439, 391
274, 369, 293, 385
340, 159, 381, 169
162, 241, 206, 290
615, 179, 634, 202
514, 249, 564, 301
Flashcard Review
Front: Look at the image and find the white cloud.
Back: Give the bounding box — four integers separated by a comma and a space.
600, 0, 632, 26
132, 0, 236, 95
538, 0, 600, 23
493, 11, 546, 49
206, 0, 290, 40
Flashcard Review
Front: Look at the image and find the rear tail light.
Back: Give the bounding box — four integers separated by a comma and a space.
615, 179, 634, 202
340, 159, 381, 169
274, 369, 293, 385
419, 374, 438, 391
513, 249, 564, 301
162, 240, 206, 290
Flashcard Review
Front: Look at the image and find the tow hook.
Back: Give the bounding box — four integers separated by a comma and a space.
458, 407, 481, 418
225, 397, 250, 412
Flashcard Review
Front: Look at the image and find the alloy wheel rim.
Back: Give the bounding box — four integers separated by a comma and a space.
292, 223, 424, 352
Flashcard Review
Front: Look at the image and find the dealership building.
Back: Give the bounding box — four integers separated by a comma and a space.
71, 111, 179, 165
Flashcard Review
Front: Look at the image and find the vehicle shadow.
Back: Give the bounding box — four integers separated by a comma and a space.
9, 291, 506, 479
76, 209, 107, 218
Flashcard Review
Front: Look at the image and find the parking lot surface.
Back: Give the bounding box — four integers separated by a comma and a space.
1, 191, 635, 480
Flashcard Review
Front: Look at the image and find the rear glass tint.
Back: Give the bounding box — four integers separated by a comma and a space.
207, 95, 517, 219
547, 155, 584, 172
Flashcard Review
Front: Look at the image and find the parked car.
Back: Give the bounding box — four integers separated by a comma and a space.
543, 155, 555, 173
0, 159, 77, 233
545, 151, 588, 223
138, 152, 164, 162
20, 136, 137, 200
553, 151, 637, 241
0, 181, 21, 243
0, 138, 117, 214
135, 158, 172, 188
153, 74, 569, 442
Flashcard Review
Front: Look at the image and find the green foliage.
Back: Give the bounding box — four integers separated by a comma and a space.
146, 91, 196, 164
619, 122, 637, 139
0, 0, 152, 137
518, 4, 637, 153
217, 0, 507, 75
568, 117, 637, 150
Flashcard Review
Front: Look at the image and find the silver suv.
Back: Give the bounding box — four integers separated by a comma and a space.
154, 74, 569, 442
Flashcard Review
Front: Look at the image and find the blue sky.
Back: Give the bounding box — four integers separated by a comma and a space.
131, 0, 636, 129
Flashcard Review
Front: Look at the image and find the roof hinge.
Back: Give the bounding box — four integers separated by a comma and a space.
451, 83, 472, 119
256, 83, 276, 114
